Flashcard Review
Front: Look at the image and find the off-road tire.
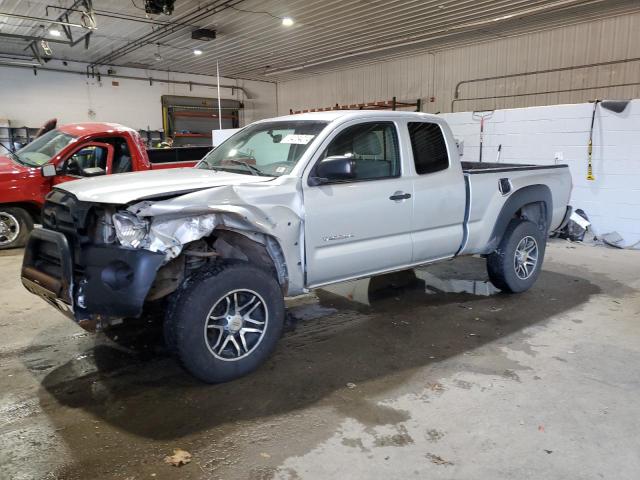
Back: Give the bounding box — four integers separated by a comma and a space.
0, 207, 33, 249
165, 260, 285, 383
487, 219, 545, 293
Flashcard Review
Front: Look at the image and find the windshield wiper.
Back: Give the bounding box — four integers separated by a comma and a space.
3, 148, 24, 165
225, 159, 262, 176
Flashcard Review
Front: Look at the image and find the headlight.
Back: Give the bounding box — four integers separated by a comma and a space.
112, 211, 149, 248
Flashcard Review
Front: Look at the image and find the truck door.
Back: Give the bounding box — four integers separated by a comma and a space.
303, 121, 414, 287
406, 121, 466, 262
53, 143, 114, 185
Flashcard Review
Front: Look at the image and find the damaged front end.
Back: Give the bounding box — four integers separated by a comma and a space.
22, 178, 304, 331
20, 187, 168, 330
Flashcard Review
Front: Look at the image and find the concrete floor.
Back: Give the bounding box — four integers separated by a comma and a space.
1, 240, 639, 480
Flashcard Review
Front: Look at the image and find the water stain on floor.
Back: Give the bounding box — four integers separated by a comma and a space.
1, 254, 604, 479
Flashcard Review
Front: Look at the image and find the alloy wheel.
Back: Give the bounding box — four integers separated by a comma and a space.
204, 289, 268, 361
514, 235, 538, 280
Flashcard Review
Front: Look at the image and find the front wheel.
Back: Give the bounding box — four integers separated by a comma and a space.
487, 219, 545, 293
166, 261, 285, 383
0, 207, 33, 249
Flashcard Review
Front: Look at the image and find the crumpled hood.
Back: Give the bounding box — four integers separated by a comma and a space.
56, 167, 274, 204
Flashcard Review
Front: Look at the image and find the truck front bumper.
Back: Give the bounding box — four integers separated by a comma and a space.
21, 228, 165, 331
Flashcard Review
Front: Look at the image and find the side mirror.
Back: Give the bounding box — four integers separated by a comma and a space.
311, 155, 356, 185
41, 164, 57, 178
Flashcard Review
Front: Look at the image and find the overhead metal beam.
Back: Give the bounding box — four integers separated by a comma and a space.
0, 32, 75, 45
90, 0, 243, 68
0, 12, 92, 29
19, 0, 95, 57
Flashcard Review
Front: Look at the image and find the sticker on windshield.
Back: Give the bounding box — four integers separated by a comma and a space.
281, 134, 315, 145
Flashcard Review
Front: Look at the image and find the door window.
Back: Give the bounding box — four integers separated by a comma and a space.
66, 145, 108, 176
322, 122, 400, 181
408, 122, 449, 174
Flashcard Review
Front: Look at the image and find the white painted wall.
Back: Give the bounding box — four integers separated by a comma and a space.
441, 100, 640, 244
0, 60, 277, 130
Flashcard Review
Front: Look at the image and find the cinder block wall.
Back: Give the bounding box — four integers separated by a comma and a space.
441, 100, 640, 244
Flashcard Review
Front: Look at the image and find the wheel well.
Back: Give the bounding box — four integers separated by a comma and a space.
148, 229, 289, 303
515, 201, 548, 233
0, 202, 40, 223
209, 229, 289, 294
487, 184, 552, 252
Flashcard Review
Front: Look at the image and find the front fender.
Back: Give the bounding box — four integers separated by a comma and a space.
127, 178, 305, 295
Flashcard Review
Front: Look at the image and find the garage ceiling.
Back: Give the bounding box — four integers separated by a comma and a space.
1, 0, 639, 82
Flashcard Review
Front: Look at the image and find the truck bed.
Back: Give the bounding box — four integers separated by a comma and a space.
460, 161, 572, 256
147, 146, 212, 165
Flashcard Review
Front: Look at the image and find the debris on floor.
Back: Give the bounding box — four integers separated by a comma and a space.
426, 453, 454, 466
557, 209, 590, 242
556, 208, 640, 250
427, 382, 445, 392
601, 231, 640, 250
164, 448, 192, 467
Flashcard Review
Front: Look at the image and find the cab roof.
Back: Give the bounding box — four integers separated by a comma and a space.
57, 122, 135, 136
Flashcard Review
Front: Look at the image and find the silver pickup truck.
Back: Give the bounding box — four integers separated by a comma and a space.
21, 111, 572, 383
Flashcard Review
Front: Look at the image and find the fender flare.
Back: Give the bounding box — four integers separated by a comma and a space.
486, 184, 552, 252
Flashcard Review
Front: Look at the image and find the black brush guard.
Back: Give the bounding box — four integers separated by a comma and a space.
21, 227, 165, 330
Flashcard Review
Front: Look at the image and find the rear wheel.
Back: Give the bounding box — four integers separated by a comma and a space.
166, 261, 285, 383
0, 207, 33, 249
487, 219, 545, 293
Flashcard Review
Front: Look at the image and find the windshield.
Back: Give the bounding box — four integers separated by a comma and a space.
14, 129, 77, 167
198, 121, 328, 177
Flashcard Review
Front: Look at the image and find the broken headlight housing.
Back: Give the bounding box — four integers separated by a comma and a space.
112, 211, 149, 248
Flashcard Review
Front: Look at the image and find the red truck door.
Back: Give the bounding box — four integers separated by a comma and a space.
52, 142, 115, 185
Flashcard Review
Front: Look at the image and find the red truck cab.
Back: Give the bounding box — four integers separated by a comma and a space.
0, 122, 208, 249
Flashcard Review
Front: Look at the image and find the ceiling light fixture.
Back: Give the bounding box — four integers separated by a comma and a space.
281, 16, 294, 26
48, 28, 62, 37
193, 48, 203, 56
40, 39, 53, 56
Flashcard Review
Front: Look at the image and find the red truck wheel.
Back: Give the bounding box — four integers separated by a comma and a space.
0, 207, 33, 249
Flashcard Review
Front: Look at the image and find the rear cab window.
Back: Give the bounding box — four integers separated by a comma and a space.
408, 122, 449, 174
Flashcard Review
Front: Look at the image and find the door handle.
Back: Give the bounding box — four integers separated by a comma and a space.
389, 191, 411, 201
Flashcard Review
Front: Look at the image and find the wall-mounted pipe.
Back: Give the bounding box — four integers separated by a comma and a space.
451, 81, 640, 112
0, 61, 250, 97
453, 56, 640, 103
